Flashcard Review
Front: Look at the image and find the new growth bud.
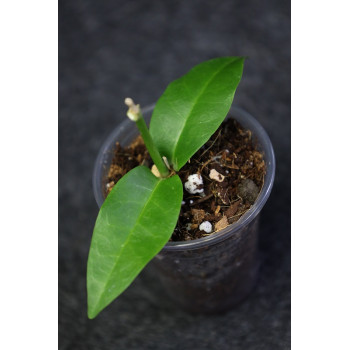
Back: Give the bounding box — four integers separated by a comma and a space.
125, 97, 141, 121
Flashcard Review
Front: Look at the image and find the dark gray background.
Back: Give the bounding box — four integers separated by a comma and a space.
59, 0, 290, 349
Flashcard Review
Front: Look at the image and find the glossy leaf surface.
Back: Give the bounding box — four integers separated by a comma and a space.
150, 57, 245, 171
87, 166, 183, 318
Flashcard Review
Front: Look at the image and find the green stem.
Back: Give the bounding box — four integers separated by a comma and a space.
136, 117, 169, 177
125, 98, 169, 178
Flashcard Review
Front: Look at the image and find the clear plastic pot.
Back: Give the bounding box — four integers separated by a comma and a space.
93, 105, 275, 313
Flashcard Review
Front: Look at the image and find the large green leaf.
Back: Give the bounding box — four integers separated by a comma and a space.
87, 166, 183, 319
149, 57, 245, 171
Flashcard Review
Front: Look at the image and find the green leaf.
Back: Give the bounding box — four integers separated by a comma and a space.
149, 57, 245, 171
87, 166, 183, 319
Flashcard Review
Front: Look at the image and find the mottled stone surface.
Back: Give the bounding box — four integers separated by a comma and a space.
59, 0, 290, 348
238, 179, 260, 204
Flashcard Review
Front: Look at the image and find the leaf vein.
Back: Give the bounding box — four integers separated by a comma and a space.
170, 59, 236, 169
95, 179, 162, 307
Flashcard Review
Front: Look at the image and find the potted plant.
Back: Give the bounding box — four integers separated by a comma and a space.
88, 57, 275, 319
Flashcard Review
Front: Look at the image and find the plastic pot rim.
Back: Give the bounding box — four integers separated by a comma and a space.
92, 104, 276, 252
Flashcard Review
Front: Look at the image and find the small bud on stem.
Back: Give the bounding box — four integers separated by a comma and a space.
125, 97, 141, 121
124, 97, 170, 178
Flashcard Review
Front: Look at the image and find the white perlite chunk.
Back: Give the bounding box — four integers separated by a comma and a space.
199, 221, 212, 233
184, 174, 204, 194
209, 168, 225, 182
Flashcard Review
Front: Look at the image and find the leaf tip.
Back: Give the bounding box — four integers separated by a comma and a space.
87, 284, 102, 319
87, 304, 99, 319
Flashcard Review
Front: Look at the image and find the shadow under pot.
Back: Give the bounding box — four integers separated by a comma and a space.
92, 105, 276, 314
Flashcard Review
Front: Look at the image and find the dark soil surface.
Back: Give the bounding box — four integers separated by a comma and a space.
105, 118, 266, 241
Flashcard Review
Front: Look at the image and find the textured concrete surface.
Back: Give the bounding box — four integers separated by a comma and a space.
59, 0, 290, 348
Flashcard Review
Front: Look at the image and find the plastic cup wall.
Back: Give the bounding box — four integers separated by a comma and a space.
92, 105, 275, 313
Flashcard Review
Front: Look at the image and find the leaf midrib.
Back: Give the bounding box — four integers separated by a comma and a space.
92, 177, 162, 314
170, 59, 237, 169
